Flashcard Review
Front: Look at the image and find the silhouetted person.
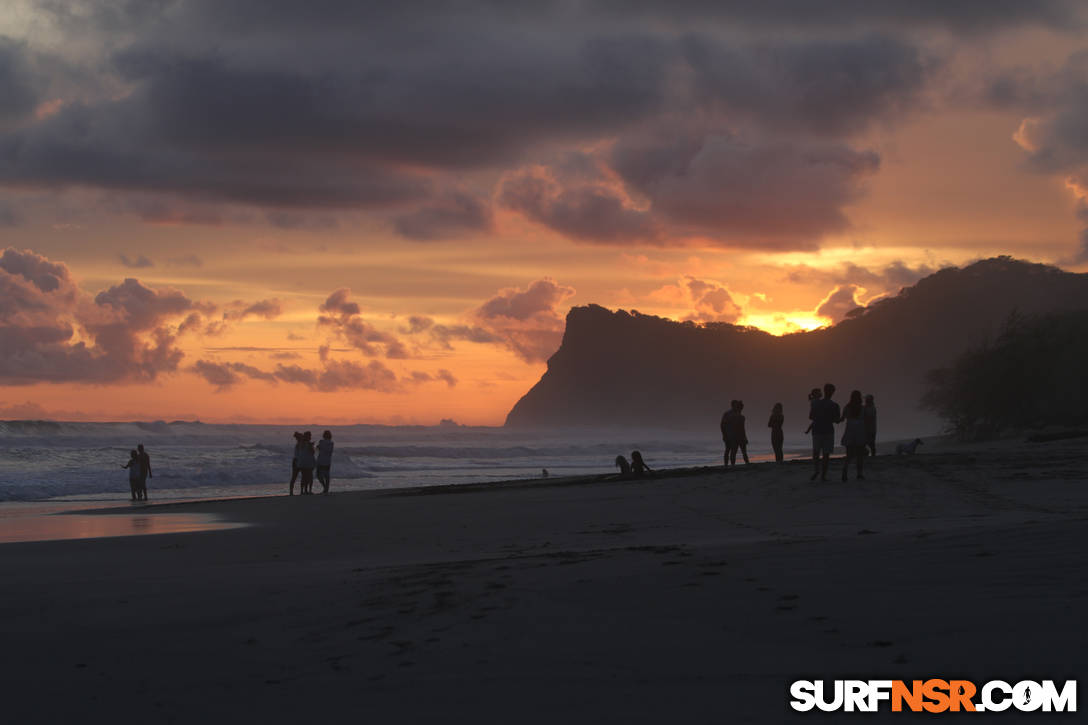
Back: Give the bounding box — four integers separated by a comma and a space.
721, 400, 749, 466
615, 455, 631, 476
840, 390, 867, 481
136, 443, 151, 500
809, 384, 840, 482
631, 450, 652, 477
297, 431, 316, 494
768, 403, 784, 463
122, 450, 141, 501
863, 394, 877, 457
542, 468, 549, 478
289, 431, 303, 495
315, 430, 334, 494
803, 387, 821, 435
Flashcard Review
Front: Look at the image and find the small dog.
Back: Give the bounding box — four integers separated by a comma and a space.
895, 438, 924, 455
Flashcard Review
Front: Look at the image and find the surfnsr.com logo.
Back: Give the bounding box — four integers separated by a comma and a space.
789, 679, 1076, 713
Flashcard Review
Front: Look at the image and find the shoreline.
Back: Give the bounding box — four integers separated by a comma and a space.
1, 435, 1084, 721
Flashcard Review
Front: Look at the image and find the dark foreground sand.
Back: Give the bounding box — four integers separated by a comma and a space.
1, 437, 1086, 723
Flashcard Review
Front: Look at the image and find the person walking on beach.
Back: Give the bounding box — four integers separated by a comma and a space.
136, 443, 151, 500
809, 384, 840, 482
296, 431, 316, 495
840, 390, 867, 481
768, 403, 785, 463
863, 394, 877, 457
720, 400, 749, 467
315, 430, 334, 494
122, 450, 141, 501
289, 431, 303, 495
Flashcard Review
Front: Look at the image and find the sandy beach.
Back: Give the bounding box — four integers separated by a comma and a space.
1, 436, 1085, 723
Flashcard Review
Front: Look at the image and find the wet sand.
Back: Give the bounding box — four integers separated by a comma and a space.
1, 436, 1085, 723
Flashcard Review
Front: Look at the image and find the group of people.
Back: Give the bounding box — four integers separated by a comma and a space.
807, 384, 876, 482
719, 384, 878, 482
614, 450, 653, 478
289, 430, 335, 495
121, 444, 153, 501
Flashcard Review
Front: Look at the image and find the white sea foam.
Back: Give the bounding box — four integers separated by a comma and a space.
0, 420, 808, 502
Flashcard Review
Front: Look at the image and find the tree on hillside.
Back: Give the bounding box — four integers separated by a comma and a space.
922, 310, 1088, 437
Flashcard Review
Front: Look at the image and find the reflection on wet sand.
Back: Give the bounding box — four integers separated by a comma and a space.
0, 512, 246, 544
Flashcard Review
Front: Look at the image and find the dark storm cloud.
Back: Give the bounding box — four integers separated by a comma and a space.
9, 0, 1077, 243
0, 37, 39, 125
0, 201, 20, 227
0, 249, 198, 384
983, 52, 1088, 261
505, 131, 880, 247
0, 96, 432, 208
0, 246, 69, 292
498, 169, 658, 245
680, 34, 934, 137
1, 7, 927, 218
616, 134, 880, 247
49, 0, 1083, 37
594, 0, 1084, 31
393, 191, 493, 241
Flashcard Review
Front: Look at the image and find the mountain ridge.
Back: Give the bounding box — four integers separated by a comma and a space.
504, 257, 1088, 435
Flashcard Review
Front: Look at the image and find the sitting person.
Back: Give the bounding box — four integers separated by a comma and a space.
630, 450, 652, 477
614, 455, 631, 476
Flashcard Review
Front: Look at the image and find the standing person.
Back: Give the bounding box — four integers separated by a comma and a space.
809, 384, 840, 482
315, 430, 334, 494
720, 401, 735, 466
721, 400, 750, 467
768, 403, 785, 463
136, 444, 151, 500
803, 388, 821, 435
863, 394, 877, 457
289, 431, 303, 495
122, 450, 141, 501
840, 390, 867, 481
296, 431, 316, 495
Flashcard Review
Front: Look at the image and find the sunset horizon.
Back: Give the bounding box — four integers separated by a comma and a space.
3, 2, 1088, 426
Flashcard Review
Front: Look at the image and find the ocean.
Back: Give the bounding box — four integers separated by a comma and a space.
0, 420, 812, 504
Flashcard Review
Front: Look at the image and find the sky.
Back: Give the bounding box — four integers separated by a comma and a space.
2, 1, 1088, 425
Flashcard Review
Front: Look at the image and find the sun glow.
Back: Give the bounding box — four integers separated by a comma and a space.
739, 313, 829, 336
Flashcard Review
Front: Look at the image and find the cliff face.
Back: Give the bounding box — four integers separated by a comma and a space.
504, 257, 1088, 434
